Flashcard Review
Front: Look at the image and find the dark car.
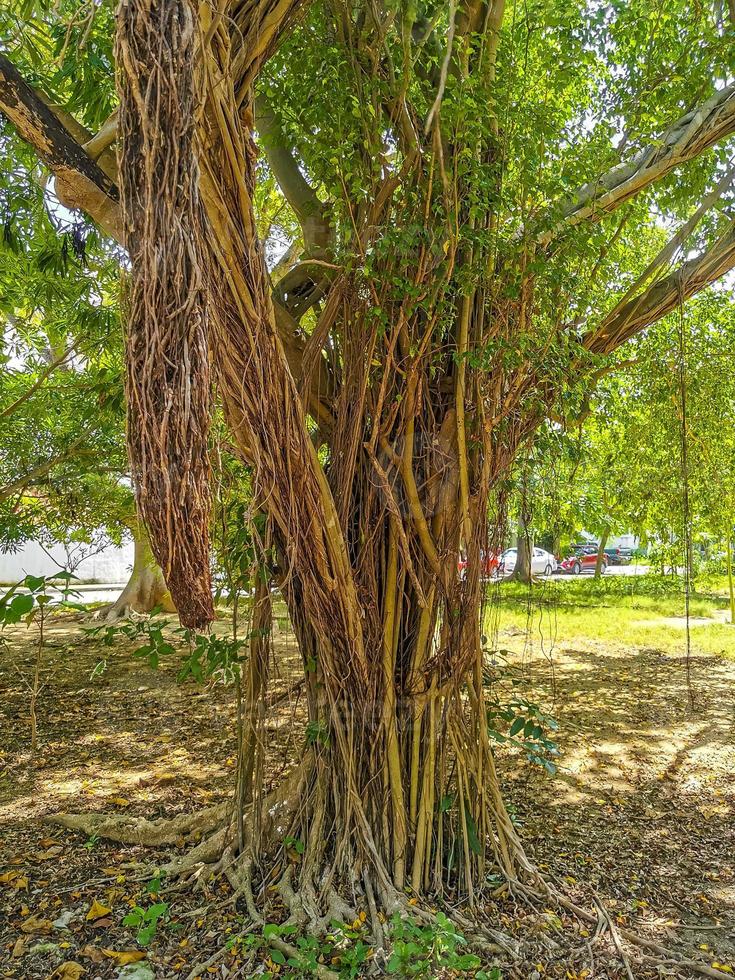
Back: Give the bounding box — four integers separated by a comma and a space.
604, 546, 633, 565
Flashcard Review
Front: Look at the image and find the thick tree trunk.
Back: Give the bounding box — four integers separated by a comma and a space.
104, 524, 175, 620
115, 0, 533, 914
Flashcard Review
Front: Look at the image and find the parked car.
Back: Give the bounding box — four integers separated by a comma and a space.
604, 546, 632, 566
559, 547, 608, 574
499, 547, 557, 577
458, 551, 500, 580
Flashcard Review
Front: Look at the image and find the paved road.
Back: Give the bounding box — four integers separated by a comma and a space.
549, 563, 651, 581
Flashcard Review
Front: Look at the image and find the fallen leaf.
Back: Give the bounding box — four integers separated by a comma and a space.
47, 963, 85, 980
85, 899, 111, 922
109, 797, 131, 807
36, 847, 64, 861
12, 935, 28, 958
0, 870, 19, 883
21, 915, 53, 934
38, 838, 60, 849
90, 917, 113, 929
78, 945, 104, 964
102, 949, 147, 965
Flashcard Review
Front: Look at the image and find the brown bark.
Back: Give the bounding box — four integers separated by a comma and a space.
0, 54, 123, 241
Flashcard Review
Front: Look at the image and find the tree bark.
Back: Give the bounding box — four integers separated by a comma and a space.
512, 529, 533, 583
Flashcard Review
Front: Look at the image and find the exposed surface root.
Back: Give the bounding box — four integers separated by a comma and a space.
46, 787, 728, 977
529, 882, 734, 980
46, 803, 228, 846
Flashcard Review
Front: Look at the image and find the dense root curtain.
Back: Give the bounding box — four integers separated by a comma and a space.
116, 0, 214, 630
189, 6, 533, 912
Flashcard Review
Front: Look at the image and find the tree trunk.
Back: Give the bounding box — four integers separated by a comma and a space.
104, 524, 175, 620
512, 530, 533, 583
594, 528, 609, 578
115, 0, 533, 914
511, 473, 533, 583
727, 532, 735, 625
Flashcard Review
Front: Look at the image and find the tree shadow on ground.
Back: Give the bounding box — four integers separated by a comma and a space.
497, 635, 735, 962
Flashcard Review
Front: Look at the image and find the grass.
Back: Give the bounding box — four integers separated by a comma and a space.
484, 574, 735, 659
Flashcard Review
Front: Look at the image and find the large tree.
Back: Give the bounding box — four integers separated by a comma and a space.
2, 0, 735, 926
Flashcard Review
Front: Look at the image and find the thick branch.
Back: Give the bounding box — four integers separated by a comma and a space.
585, 222, 735, 354
548, 83, 735, 241
255, 93, 331, 255
0, 55, 123, 242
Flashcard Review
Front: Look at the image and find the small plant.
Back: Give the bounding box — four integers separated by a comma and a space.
83, 832, 100, 852
387, 912, 498, 978
176, 629, 244, 683
256, 919, 371, 977
123, 887, 170, 946
0, 573, 83, 751
84, 611, 168, 647
487, 696, 560, 774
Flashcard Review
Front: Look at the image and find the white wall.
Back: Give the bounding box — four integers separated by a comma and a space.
0, 538, 134, 584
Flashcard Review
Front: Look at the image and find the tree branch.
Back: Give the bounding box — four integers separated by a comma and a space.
585, 221, 735, 355
255, 92, 331, 255
0, 440, 92, 502
0, 345, 76, 421
0, 55, 124, 242
544, 83, 735, 243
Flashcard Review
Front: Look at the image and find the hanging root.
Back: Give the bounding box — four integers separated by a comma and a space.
116, 0, 214, 630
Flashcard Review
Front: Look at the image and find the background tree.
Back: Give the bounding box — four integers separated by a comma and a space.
0, 128, 172, 614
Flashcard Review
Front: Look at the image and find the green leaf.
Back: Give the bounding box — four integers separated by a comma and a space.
509, 716, 525, 737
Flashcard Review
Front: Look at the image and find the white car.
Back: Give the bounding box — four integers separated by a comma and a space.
500, 547, 557, 577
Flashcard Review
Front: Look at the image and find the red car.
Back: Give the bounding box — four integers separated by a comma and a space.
558, 547, 608, 575
458, 551, 500, 580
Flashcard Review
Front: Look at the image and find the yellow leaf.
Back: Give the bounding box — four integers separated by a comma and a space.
86, 899, 111, 922
0, 870, 19, 883
102, 949, 147, 965
47, 963, 85, 980
109, 797, 130, 807
21, 915, 53, 934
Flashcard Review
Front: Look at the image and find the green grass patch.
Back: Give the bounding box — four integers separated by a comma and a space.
484, 575, 735, 659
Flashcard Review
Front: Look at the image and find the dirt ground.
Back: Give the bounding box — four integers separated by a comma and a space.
1, 609, 734, 978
